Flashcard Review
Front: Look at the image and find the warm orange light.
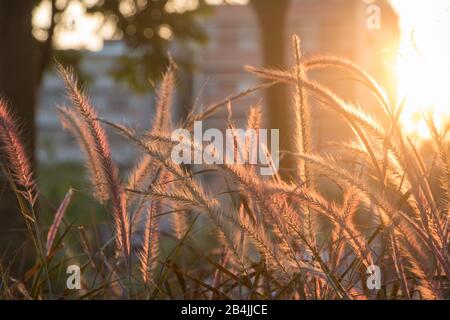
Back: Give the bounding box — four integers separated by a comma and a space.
33, 0, 249, 51
33, 0, 113, 51
391, 0, 450, 139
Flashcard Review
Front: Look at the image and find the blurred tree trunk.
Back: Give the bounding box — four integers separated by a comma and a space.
250, 0, 293, 180
0, 0, 36, 272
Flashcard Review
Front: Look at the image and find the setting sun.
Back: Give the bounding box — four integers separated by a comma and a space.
391, 0, 450, 139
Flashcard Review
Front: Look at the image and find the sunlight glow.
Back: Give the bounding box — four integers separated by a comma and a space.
391, 0, 450, 139
54, 1, 106, 50
35, 0, 450, 139
33, 0, 249, 51
33, 0, 114, 51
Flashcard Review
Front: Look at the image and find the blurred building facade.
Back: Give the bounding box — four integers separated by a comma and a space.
37, 0, 398, 166
37, 41, 152, 164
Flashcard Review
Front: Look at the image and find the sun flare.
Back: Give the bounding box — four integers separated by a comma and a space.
391, 0, 450, 140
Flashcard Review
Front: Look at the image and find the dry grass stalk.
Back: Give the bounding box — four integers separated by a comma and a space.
46, 188, 74, 256
57, 63, 130, 261
0, 99, 37, 206
3, 33, 449, 299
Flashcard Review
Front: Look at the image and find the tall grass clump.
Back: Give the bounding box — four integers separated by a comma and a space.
0, 34, 448, 300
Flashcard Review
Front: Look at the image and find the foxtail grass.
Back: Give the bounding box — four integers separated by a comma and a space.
0, 34, 448, 300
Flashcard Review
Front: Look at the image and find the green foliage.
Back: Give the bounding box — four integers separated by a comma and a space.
38, 162, 106, 226
87, 0, 210, 92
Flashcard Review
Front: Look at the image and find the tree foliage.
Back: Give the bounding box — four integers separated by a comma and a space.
85, 0, 210, 91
